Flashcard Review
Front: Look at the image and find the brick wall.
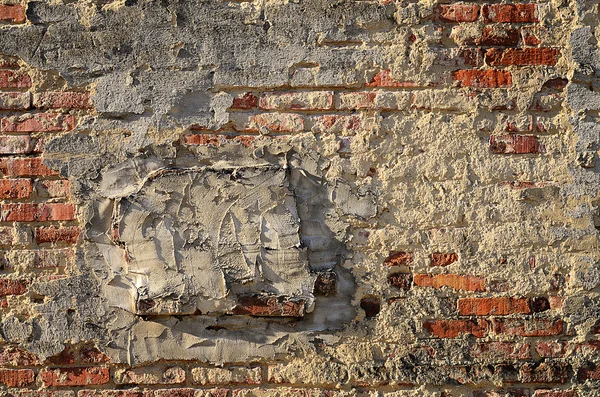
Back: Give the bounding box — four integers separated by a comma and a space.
0, 0, 599, 396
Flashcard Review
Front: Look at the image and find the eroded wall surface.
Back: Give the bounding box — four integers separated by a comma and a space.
0, 0, 598, 396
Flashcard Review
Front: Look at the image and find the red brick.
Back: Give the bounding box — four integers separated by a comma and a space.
0, 135, 33, 154
232, 295, 305, 317
0, 345, 39, 366
424, 319, 489, 338
0, 70, 31, 89
367, 70, 419, 88
35, 226, 81, 244
0, 158, 59, 177
184, 134, 258, 147
0, 55, 19, 69
492, 318, 563, 336
439, 4, 480, 22
0, 369, 34, 387
475, 27, 521, 46
532, 391, 577, 397
47, 343, 110, 365
39, 367, 110, 387
520, 362, 570, 384
458, 297, 531, 316
0, 92, 31, 110
385, 251, 414, 266
1, 113, 75, 133
470, 342, 530, 360
414, 274, 485, 292
453, 70, 512, 88
483, 4, 538, 23
486, 48, 560, 66
36, 180, 71, 198
387, 272, 412, 290
1, 203, 76, 222
0, 278, 28, 296
0, 178, 32, 199
578, 363, 600, 381
0, 4, 26, 23
430, 253, 458, 267
535, 341, 568, 358
231, 92, 258, 109
490, 134, 544, 154
33, 92, 92, 109
79, 391, 146, 397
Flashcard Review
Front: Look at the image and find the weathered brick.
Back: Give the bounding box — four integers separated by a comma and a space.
424, 319, 489, 338
35, 226, 81, 244
35, 179, 71, 198
0, 135, 33, 154
0, 92, 30, 110
0, 54, 19, 68
384, 251, 414, 266
0, 278, 28, 296
1, 203, 76, 222
367, 70, 419, 88
312, 115, 362, 134
439, 4, 480, 22
78, 391, 145, 397
1, 113, 75, 133
535, 341, 568, 358
492, 318, 563, 337
486, 48, 560, 66
387, 272, 412, 290
314, 271, 336, 295
470, 342, 530, 360
0, 70, 31, 89
231, 92, 258, 109
248, 113, 304, 133
47, 343, 110, 365
39, 367, 110, 387
260, 91, 333, 110
532, 391, 577, 397
473, 390, 530, 397
520, 362, 570, 384
453, 70, 512, 88
33, 92, 93, 109
430, 253, 458, 267
482, 4, 538, 23
232, 295, 305, 317
184, 134, 258, 147
475, 27, 521, 47
490, 134, 544, 154
153, 389, 196, 397
0, 4, 26, 23
413, 274, 485, 292
115, 366, 185, 385
232, 388, 306, 397
0, 369, 35, 387
337, 91, 411, 110
458, 297, 531, 316
0, 178, 32, 199
0, 345, 39, 366
0, 158, 59, 177
577, 363, 600, 381
192, 366, 261, 385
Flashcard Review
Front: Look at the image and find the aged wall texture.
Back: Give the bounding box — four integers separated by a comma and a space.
0, 0, 599, 396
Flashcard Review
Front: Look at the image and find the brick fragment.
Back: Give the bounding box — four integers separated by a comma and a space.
424, 319, 489, 338
0, 70, 31, 89
78, 391, 145, 397
1, 203, 76, 222
0, 369, 35, 387
483, 4, 538, 23
414, 274, 485, 291
486, 48, 560, 66
35, 226, 81, 244
314, 271, 337, 295
232, 295, 305, 317
192, 366, 261, 385
0, 345, 39, 366
36, 180, 71, 198
232, 92, 258, 109
384, 251, 413, 266
0, 135, 33, 154
430, 253, 458, 266
532, 391, 577, 397
337, 91, 411, 110
0, 179, 32, 199
520, 362, 570, 384
388, 272, 412, 290
47, 343, 110, 365
577, 362, 600, 381
260, 91, 333, 110
312, 115, 362, 134
0, 158, 59, 177
0, 92, 30, 110
33, 92, 93, 109
367, 70, 419, 88
153, 389, 196, 397
249, 113, 304, 133
439, 4, 480, 22
470, 342, 530, 360
39, 367, 110, 387
0, 4, 26, 23
476, 27, 521, 47
535, 341, 568, 358
490, 134, 544, 154
0, 278, 28, 296
453, 70, 512, 88
114, 366, 185, 385
458, 297, 531, 316
1, 113, 75, 133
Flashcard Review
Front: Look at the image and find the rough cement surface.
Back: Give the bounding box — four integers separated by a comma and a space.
0, 0, 598, 396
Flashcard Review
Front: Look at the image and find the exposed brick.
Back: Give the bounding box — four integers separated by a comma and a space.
0, 135, 33, 155
0, 178, 32, 199
184, 134, 258, 147
414, 274, 485, 292
0, 369, 35, 387
439, 4, 480, 22
458, 297, 531, 316
388, 272, 412, 290
0, 4, 26, 23
430, 253, 458, 267
35, 180, 71, 198
490, 134, 544, 154
424, 319, 489, 338
78, 391, 145, 397
384, 251, 413, 266
232, 92, 258, 109
248, 113, 304, 133
153, 389, 196, 397
453, 70, 512, 88
0, 70, 31, 89
0, 54, 19, 68
232, 295, 305, 317
482, 4, 538, 23
367, 70, 419, 88
532, 391, 577, 397
535, 341, 568, 358
492, 318, 563, 337
486, 48, 560, 66
35, 226, 81, 244
0, 226, 15, 245
0, 278, 28, 296
33, 92, 93, 109
39, 367, 110, 387
0, 158, 59, 177
0, 92, 30, 110
0, 345, 39, 366
520, 362, 570, 384
473, 390, 530, 397
475, 27, 521, 47
314, 271, 337, 295
115, 366, 185, 385
1, 113, 75, 133
312, 114, 363, 135
192, 366, 262, 385
46, 343, 110, 365
470, 342, 530, 360
1, 203, 76, 222
577, 363, 600, 381
260, 91, 333, 110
